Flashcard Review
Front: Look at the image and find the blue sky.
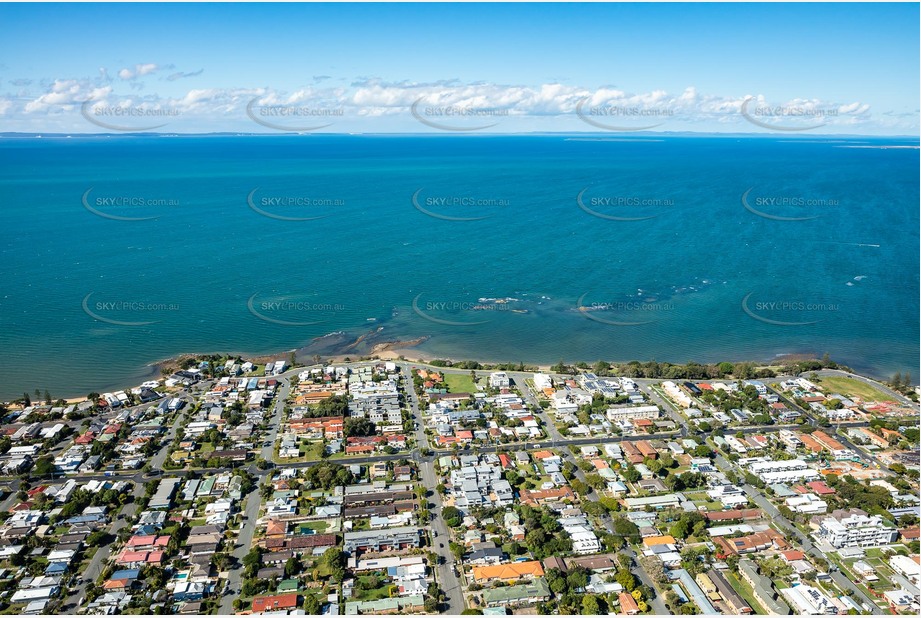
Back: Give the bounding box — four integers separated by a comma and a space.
1, 2, 918, 134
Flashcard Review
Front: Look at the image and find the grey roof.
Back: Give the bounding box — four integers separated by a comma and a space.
738, 559, 791, 615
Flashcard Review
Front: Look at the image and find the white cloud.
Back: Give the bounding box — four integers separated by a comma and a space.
23, 79, 112, 113
6, 72, 909, 134
118, 63, 160, 80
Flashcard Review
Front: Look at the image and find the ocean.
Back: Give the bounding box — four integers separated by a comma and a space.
1, 134, 918, 399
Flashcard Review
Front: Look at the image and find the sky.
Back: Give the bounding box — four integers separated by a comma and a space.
1, 2, 918, 135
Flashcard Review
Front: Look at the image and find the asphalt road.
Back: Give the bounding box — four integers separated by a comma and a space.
506, 371, 566, 443
260, 375, 291, 461
218, 483, 263, 614
712, 454, 884, 615
61, 478, 144, 611
14, 360, 903, 616
419, 458, 465, 613
622, 546, 669, 615
399, 363, 430, 450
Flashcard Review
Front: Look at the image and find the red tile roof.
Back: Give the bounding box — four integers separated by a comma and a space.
704, 508, 762, 521
806, 481, 836, 495
252, 593, 299, 613
619, 592, 639, 614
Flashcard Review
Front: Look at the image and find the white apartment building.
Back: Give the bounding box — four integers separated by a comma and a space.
780, 585, 836, 615
605, 405, 660, 423
533, 373, 553, 390
747, 459, 820, 484
816, 513, 898, 548
489, 372, 510, 389
661, 381, 693, 408
785, 494, 828, 514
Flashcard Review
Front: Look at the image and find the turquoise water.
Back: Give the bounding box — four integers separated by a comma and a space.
0, 135, 917, 398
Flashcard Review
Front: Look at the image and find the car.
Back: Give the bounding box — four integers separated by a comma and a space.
439, 543, 444, 548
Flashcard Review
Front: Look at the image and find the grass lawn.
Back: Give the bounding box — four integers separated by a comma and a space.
354, 585, 394, 602
865, 547, 895, 559
865, 559, 897, 587
814, 377, 890, 402
724, 570, 767, 615
303, 520, 329, 532
443, 373, 478, 394
299, 441, 325, 460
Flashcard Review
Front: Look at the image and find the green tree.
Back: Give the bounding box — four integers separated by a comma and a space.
32, 457, 55, 477
615, 569, 636, 592
303, 594, 321, 614
570, 479, 590, 496
318, 547, 345, 582
344, 417, 376, 438
284, 556, 301, 578
242, 547, 263, 578
669, 520, 690, 540
622, 466, 641, 483
611, 517, 641, 545
582, 595, 601, 615
566, 567, 589, 590
442, 506, 462, 527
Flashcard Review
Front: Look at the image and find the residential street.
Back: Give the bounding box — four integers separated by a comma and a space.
6, 359, 903, 617
62, 479, 144, 611
712, 454, 885, 615
419, 458, 465, 613
218, 484, 263, 614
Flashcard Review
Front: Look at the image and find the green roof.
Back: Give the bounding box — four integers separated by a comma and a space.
344, 594, 424, 615
481, 578, 550, 605
278, 579, 299, 592
197, 477, 216, 495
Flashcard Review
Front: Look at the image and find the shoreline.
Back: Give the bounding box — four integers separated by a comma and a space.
5, 332, 898, 405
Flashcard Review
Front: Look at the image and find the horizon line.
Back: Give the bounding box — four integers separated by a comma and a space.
3, 131, 919, 139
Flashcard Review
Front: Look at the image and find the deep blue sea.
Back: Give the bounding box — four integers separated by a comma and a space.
1, 135, 918, 398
